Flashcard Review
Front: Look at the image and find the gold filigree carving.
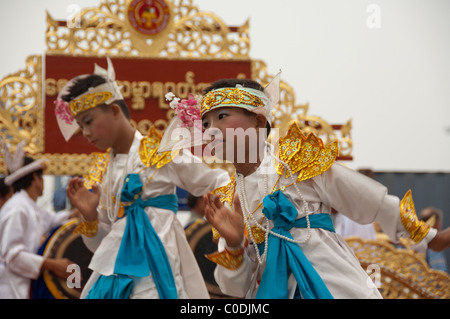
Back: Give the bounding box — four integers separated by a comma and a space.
345, 237, 450, 299
253, 59, 352, 160
45, 0, 249, 59
0, 55, 43, 158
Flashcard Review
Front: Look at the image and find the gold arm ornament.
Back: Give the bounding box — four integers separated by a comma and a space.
400, 190, 430, 243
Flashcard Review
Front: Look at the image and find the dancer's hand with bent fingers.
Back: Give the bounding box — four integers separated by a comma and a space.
204, 192, 245, 248
66, 177, 100, 222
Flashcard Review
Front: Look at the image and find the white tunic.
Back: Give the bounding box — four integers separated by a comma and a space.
80, 131, 230, 299
0, 190, 70, 299
214, 151, 437, 299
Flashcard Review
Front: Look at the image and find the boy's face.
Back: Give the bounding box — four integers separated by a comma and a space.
75, 106, 116, 150
202, 107, 263, 163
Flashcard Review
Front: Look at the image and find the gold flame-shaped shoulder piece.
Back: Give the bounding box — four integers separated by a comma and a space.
83, 151, 110, 189
276, 122, 338, 182
400, 190, 430, 243
139, 126, 179, 169
212, 173, 236, 209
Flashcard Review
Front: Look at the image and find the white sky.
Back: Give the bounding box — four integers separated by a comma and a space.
1, 0, 449, 172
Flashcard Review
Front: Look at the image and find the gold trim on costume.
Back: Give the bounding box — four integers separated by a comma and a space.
400, 190, 430, 243
83, 151, 110, 189
205, 247, 244, 270
212, 173, 236, 209
210, 173, 236, 240
73, 219, 99, 238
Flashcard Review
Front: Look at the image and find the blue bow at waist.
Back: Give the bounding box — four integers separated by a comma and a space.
255, 190, 334, 299
87, 173, 178, 299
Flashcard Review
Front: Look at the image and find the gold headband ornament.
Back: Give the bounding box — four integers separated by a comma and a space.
200, 71, 281, 125
68, 91, 113, 118
54, 57, 124, 141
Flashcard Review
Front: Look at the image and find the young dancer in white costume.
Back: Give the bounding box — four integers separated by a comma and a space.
55, 58, 229, 299
161, 74, 448, 299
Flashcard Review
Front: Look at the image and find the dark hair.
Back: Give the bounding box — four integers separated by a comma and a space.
0, 176, 11, 199
203, 78, 271, 136
10, 157, 43, 193
186, 193, 201, 209
61, 74, 130, 119
203, 78, 264, 94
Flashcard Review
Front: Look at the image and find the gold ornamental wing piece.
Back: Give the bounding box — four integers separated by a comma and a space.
400, 190, 430, 243
276, 122, 338, 182
139, 125, 179, 169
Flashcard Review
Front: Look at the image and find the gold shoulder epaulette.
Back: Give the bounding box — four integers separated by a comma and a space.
276, 122, 338, 182
139, 126, 179, 169
83, 151, 110, 189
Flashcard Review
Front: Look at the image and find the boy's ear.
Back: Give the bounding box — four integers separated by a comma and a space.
31, 172, 41, 184
110, 103, 122, 117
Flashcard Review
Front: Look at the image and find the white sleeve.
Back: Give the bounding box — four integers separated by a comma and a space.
0, 212, 44, 280
41, 209, 70, 233
166, 149, 231, 195
314, 163, 428, 243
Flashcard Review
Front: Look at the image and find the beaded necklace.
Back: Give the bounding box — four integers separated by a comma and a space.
236, 143, 312, 264
105, 149, 130, 223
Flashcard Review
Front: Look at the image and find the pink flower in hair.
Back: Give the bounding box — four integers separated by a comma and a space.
166, 93, 202, 130
54, 99, 74, 124
176, 94, 202, 130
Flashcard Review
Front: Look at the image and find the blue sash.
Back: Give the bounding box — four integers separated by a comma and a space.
255, 190, 334, 299
86, 173, 178, 299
